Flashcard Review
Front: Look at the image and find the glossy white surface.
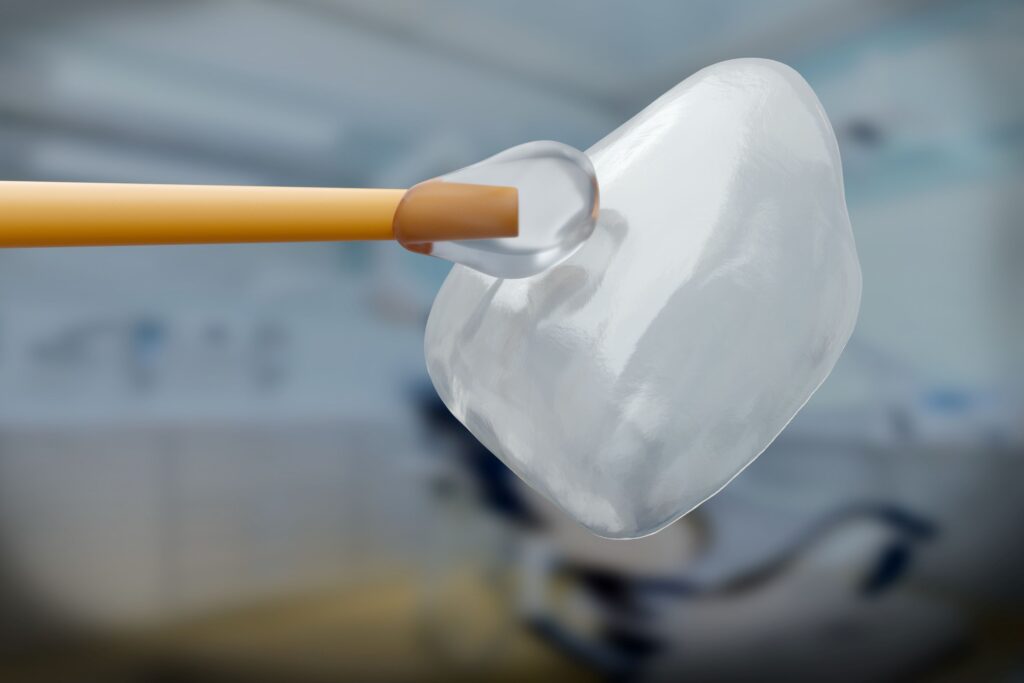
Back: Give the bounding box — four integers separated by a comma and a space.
424, 59, 862, 538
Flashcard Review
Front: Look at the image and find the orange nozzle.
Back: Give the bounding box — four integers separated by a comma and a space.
392, 180, 519, 255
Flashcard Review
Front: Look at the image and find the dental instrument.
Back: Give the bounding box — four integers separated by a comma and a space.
0, 60, 861, 540
0, 141, 599, 279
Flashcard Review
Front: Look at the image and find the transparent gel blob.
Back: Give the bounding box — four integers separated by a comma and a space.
414, 141, 599, 279
424, 59, 862, 539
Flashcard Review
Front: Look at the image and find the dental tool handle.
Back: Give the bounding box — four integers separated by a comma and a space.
0, 181, 404, 247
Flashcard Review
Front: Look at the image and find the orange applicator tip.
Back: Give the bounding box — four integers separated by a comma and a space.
392, 180, 518, 255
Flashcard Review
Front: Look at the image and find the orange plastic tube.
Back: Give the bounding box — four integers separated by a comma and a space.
0, 181, 406, 247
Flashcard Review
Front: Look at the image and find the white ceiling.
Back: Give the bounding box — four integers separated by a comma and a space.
0, 0, 922, 187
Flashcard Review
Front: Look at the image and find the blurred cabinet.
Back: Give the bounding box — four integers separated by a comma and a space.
0, 420, 423, 630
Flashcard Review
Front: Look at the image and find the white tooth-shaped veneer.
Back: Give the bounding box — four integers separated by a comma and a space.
424, 59, 862, 539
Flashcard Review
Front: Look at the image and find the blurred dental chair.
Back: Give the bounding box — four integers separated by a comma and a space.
414, 388, 966, 681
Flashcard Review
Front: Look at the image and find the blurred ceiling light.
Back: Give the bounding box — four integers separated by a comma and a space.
50, 53, 342, 156
0, 44, 345, 175
28, 135, 267, 185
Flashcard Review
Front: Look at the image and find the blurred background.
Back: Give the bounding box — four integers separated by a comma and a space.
0, 0, 1021, 681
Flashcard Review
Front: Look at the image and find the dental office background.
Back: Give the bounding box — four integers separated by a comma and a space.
0, 1, 1021, 681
